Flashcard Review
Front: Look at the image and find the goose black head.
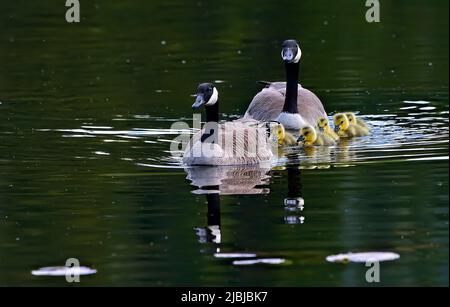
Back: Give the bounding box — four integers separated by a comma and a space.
192, 83, 218, 110
281, 39, 302, 64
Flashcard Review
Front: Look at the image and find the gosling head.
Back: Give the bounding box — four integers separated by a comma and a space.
298, 125, 317, 144
272, 123, 286, 145
345, 112, 358, 125
192, 83, 218, 110
281, 39, 302, 64
333, 113, 350, 132
317, 117, 330, 132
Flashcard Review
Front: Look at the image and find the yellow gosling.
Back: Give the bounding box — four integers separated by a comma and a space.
317, 117, 340, 141
333, 113, 369, 138
274, 123, 297, 146
298, 125, 336, 147
345, 112, 370, 131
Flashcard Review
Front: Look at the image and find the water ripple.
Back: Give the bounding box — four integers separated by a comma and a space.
39, 105, 449, 170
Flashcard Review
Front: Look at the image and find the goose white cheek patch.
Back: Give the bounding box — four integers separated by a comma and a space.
205, 87, 219, 106
281, 45, 302, 63
293, 46, 302, 63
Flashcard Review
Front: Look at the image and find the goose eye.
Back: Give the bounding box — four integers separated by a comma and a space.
340, 121, 344, 124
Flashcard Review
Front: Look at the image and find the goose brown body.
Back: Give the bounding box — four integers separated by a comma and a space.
243, 82, 327, 127
183, 121, 273, 166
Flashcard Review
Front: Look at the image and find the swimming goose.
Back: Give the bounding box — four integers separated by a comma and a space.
345, 112, 370, 131
317, 117, 340, 141
298, 125, 336, 146
241, 40, 327, 130
183, 83, 273, 166
333, 113, 370, 138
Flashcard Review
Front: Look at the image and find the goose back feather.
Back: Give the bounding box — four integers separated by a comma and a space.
243, 82, 327, 127
183, 122, 273, 166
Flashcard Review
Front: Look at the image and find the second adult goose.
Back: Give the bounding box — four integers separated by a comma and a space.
242, 40, 327, 130
183, 83, 273, 166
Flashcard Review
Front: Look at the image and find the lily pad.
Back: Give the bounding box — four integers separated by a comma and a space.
214, 253, 257, 259
326, 252, 400, 264
233, 258, 286, 266
31, 266, 97, 276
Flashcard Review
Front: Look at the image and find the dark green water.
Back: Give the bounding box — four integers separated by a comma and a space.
0, 0, 448, 286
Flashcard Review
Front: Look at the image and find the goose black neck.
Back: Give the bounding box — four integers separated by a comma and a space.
283, 62, 299, 114
205, 101, 219, 123
287, 167, 303, 198
206, 191, 221, 227
201, 101, 219, 143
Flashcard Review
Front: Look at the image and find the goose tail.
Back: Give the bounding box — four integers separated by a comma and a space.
257, 80, 272, 88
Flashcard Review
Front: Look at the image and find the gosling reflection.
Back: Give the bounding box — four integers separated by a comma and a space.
301, 146, 333, 170
276, 144, 334, 170
333, 138, 356, 167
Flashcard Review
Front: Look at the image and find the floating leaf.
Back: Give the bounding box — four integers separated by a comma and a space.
403, 100, 430, 105
214, 253, 257, 259
31, 266, 97, 277
326, 252, 400, 264
233, 258, 286, 266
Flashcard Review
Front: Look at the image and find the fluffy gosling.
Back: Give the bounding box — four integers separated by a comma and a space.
317, 117, 340, 141
273, 123, 297, 146
333, 113, 369, 138
345, 112, 370, 131
298, 125, 336, 147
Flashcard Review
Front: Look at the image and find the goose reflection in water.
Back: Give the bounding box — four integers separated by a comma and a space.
282, 166, 305, 225
185, 165, 271, 196
185, 165, 271, 245
184, 164, 305, 248
194, 190, 222, 244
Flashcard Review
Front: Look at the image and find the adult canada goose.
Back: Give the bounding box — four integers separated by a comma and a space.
183, 83, 273, 166
241, 40, 327, 130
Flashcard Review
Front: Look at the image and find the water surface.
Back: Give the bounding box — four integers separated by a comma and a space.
0, 0, 448, 286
